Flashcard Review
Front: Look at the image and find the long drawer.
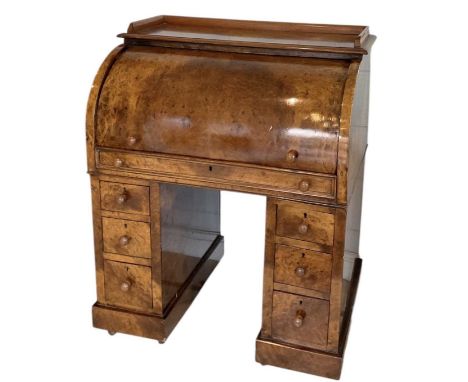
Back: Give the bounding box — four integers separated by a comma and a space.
97, 149, 336, 200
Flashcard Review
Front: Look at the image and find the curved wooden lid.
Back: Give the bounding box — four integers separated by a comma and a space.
95, 45, 352, 174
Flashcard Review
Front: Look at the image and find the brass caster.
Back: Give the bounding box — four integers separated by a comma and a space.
108, 330, 116, 336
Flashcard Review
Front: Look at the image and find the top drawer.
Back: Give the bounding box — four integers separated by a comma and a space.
276, 202, 335, 250
100, 181, 150, 215
97, 150, 336, 200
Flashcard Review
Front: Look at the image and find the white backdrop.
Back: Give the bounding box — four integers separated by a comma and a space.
1, 1, 467, 381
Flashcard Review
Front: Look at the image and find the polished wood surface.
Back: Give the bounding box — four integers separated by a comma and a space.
159, 183, 220, 310
100, 181, 150, 215
98, 149, 336, 200
274, 245, 332, 294
271, 291, 329, 350
95, 46, 349, 174
119, 15, 370, 56
87, 15, 374, 380
103, 260, 152, 311
102, 217, 151, 258
93, 238, 224, 342
276, 202, 335, 248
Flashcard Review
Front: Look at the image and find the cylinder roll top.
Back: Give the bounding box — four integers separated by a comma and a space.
95, 46, 351, 174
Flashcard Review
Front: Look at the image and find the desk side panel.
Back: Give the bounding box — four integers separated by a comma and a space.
159, 183, 221, 311
341, 49, 371, 325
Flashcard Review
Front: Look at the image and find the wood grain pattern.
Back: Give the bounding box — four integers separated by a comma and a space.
120, 15, 370, 57
100, 181, 149, 215
97, 174, 150, 186
336, 61, 360, 204
274, 245, 332, 294
98, 149, 336, 200
276, 203, 335, 246
256, 335, 343, 379
87, 15, 374, 380
103, 260, 152, 311
86, 45, 125, 172
149, 182, 163, 314
260, 198, 277, 338
273, 282, 329, 301
103, 252, 152, 267
95, 46, 349, 175
100, 209, 151, 223
93, 236, 224, 342
90, 176, 105, 302
327, 208, 346, 353
102, 217, 151, 258
271, 291, 329, 350
96, 166, 335, 205
275, 235, 334, 254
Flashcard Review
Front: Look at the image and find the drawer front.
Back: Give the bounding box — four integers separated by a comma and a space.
100, 181, 150, 215
97, 150, 336, 200
271, 291, 329, 350
102, 217, 151, 258
104, 260, 152, 310
274, 245, 332, 294
276, 203, 335, 248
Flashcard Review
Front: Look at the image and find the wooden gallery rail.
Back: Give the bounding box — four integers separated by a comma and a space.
86, 15, 375, 379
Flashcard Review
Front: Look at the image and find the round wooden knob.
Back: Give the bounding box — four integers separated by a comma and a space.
119, 235, 130, 246
295, 267, 305, 277
286, 150, 298, 162
298, 223, 308, 234
117, 192, 127, 204
128, 136, 137, 145
294, 313, 305, 328
120, 281, 131, 292
299, 180, 310, 192
114, 158, 123, 167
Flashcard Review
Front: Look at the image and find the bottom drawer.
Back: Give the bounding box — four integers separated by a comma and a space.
104, 260, 152, 311
271, 291, 329, 350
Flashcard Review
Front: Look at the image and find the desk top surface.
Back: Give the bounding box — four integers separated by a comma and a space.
119, 15, 371, 55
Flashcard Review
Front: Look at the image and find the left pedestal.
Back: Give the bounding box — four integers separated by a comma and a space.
89, 175, 223, 342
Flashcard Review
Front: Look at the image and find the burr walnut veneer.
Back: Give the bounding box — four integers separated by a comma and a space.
86, 15, 374, 379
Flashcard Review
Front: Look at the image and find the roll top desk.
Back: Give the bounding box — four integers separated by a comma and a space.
86, 15, 375, 379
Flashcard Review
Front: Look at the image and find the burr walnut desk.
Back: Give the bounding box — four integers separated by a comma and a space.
86, 15, 374, 379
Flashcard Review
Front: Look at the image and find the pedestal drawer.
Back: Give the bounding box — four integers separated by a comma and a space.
274, 245, 332, 295
102, 217, 151, 258
103, 260, 152, 311
100, 181, 149, 215
271, 291, 329, 350
276, 202, 335, 250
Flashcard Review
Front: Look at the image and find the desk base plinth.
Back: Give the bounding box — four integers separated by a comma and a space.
92, 237, 224, 343
256, 257, 362, 379
256, 337, 344, 379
